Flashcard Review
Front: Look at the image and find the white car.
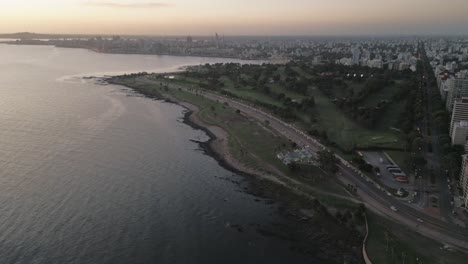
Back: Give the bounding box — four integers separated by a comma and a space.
390, 206, 398, 212
417, 218, 424, 223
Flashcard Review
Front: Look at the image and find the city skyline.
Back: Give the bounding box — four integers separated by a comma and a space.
1, 0, 468, 36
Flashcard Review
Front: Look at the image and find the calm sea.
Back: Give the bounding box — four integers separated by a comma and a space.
0, 44, 316, 264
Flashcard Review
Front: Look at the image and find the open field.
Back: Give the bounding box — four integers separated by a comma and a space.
307, 86, 403, 150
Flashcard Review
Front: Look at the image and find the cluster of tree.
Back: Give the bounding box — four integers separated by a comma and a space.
335, 203, 367, 228
281, 67, 310, 95
353, 204, 366, 225
248, 99, 297, 120
351, 155, 374, 172
307, 62, 417, 128
317, 150, 340, 174
313, 63, 414, 80
397, 80, 421, 133
330, 77, 392, 128
335, 210, 353, 225
417, 51, 464, 178
308, 129, 329, 142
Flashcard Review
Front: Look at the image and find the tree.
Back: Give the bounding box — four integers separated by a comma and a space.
411, 137, 424, 151
287, 162, 300, 172
317, 150, 340, 174
412, 153, 427, 167
359, 163, 374, 172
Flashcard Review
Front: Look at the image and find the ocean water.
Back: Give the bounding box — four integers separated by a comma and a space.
0, 44, 315, 264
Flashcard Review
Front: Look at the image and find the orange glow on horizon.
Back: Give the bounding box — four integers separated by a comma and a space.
1, 0, 468, 35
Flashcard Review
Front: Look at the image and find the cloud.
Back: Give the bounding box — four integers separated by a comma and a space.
85, 1, 172, 8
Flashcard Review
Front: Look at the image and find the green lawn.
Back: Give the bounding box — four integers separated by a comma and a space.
385, 150, 411, 174
308, 87, 402, 150
366, 213, 467, 264
224, 88, 284, 107
161, 86, 353, 197
362, 82, 401, 107
346, 81, 367, 96
163, 87, 291, 173
269, 83, 307, 101
149, 71, 406, 152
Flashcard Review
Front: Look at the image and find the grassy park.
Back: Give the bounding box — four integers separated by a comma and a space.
155, 62, 414, 152
111, 74, 350, 195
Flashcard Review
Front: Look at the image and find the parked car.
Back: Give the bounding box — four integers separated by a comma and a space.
396, 177, 409, 183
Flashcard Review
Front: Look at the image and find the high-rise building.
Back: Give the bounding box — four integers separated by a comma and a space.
459, 155, 468, 211
450, 98, 468, 138
351, 47, 361, 65
446, 78, 468, 112
451, 121, 468, 146
450, 98, 468, 141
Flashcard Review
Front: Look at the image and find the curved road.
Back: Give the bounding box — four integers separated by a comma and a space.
157, 80, 468, 251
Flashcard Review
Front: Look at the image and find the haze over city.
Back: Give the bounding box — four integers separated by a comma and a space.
1, 0, 468, 35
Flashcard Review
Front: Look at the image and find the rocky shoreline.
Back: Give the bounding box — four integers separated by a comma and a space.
106, 76, 364, 263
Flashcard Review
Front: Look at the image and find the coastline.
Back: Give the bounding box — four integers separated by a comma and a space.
106, 76, 365, 263
105, 75, 283, 186
180, 101, 284, 185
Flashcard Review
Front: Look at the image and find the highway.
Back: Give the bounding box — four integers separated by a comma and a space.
152, 78, 468, 251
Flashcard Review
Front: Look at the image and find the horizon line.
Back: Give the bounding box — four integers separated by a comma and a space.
1, 32, 468, 38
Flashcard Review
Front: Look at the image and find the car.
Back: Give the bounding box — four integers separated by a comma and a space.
390, 206, 398, 212
396, 177, 409, 183
417, 218, 424, 223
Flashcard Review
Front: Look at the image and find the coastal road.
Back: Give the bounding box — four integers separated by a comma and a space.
154, 79, 468, 251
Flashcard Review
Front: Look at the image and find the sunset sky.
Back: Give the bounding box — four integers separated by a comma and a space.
1, 0, 468, 35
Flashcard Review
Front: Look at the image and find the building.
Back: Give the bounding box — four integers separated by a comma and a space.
450, 98, 468, 138
446, 78, 468, 112
459, 155, 468, 210
368, 59, 383, 69
351, 47, 361, 65
451, 121, 468, 146
398, 62, 410, 71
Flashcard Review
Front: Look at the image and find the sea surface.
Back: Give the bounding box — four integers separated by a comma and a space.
0, 44, 315, 264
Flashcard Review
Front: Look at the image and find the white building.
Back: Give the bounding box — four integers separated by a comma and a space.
368, 59, 383, 69
452, 121, 468, 146
398, 62, 410, 71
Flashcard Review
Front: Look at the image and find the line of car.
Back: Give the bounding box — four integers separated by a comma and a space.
386, 165, 410, 183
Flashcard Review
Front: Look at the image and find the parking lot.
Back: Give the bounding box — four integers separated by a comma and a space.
361, 151, 410, 190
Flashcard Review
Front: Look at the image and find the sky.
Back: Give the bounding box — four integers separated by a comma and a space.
1, 0, 468, 36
